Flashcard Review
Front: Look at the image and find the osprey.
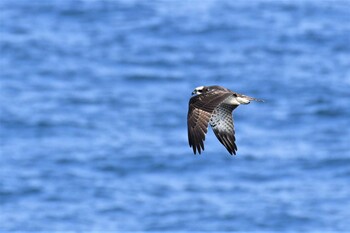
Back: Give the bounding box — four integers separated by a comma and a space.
187, 85, 263, 155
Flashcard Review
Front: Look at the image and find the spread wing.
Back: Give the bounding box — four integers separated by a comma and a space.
187, 91, 233, 154
210, 103, 238, 155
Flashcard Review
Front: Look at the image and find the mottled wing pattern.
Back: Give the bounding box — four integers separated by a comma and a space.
187, 91, 233, 154
210, 103, 238, 155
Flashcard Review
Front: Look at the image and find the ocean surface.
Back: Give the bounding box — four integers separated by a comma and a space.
1, 0, 350, 231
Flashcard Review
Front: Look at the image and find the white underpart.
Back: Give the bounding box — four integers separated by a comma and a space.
226, 96, 250, 105
236, 96, 251, 104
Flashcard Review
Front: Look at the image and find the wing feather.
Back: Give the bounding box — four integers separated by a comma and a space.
210, 103, 237, 155
187, 91, 233, 154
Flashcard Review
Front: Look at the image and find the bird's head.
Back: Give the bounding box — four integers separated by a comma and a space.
192, 86, 206, 95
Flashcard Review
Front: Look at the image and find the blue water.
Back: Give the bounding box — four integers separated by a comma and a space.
1, 0, 350, 231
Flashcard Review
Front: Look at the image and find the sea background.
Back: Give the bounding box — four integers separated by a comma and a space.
1, 0, 350, 231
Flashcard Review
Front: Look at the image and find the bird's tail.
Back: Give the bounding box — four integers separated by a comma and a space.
246, 96, 264, 102
238, 94, 264, 103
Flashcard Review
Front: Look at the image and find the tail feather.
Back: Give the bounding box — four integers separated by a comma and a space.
248, 96, 264, 102
239, 94, 265, 103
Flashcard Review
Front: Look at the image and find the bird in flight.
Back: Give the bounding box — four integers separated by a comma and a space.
187, 85, 263, 155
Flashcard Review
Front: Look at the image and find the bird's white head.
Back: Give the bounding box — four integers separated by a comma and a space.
192, 86, 205, 95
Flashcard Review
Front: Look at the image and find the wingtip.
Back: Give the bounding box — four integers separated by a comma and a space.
192, 146, 196, 155
228, 148, 237, 156
228, 150, 236, 156
190, 145, 204, 155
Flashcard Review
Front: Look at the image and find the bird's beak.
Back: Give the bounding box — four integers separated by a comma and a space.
192, 91, 196, 95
